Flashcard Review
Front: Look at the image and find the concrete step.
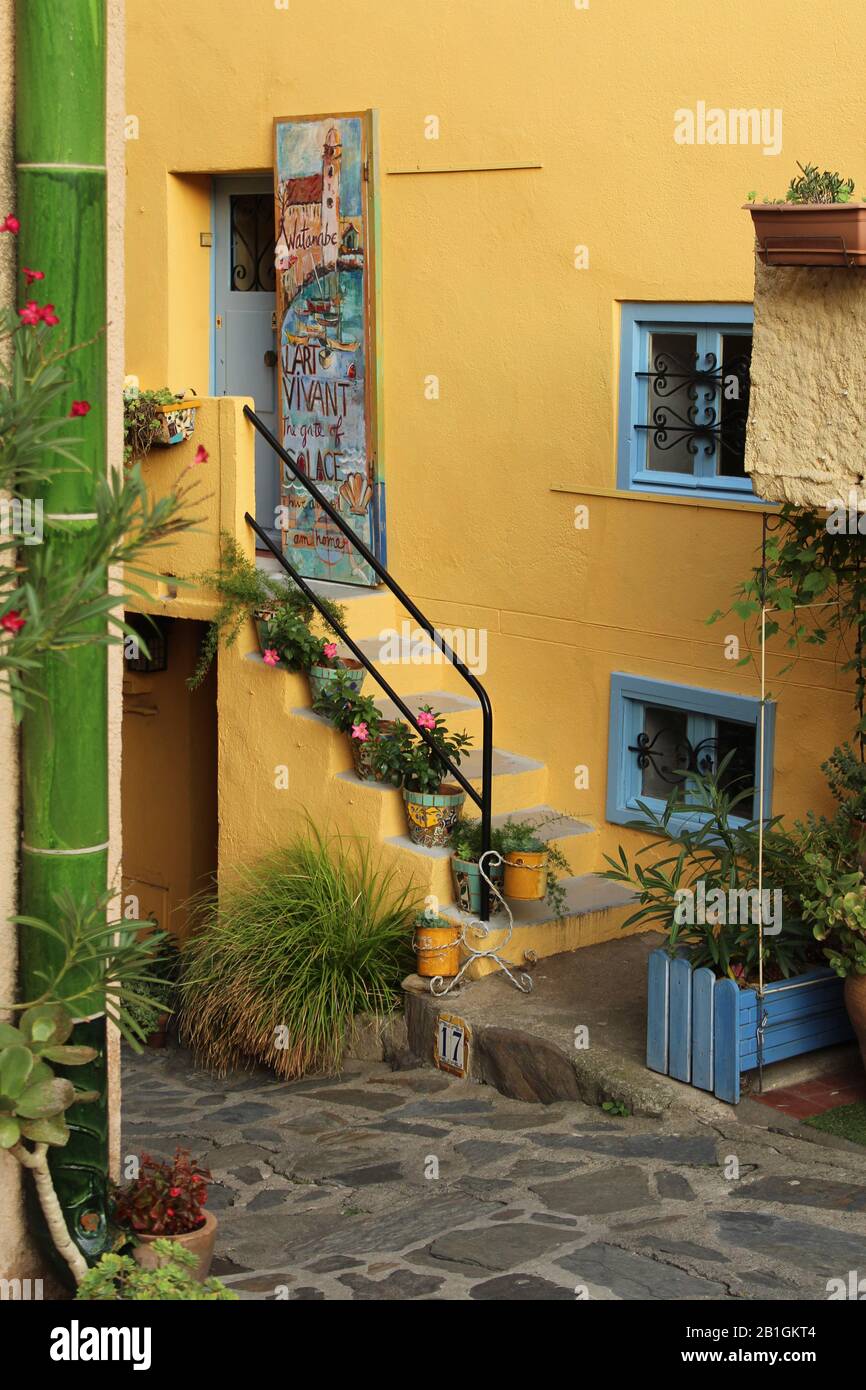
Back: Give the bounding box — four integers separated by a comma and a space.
352, 632, 479, 697
371, 689, 484, 739
255, 558, 397, 631
438, 873, 638, 980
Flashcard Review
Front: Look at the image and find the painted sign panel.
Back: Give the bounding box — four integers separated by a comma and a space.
273, 111, 383, 586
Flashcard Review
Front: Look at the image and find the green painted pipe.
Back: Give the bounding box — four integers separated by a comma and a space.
16, 0, 111, 1278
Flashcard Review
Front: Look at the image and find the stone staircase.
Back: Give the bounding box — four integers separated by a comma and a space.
248, 562, 635, 980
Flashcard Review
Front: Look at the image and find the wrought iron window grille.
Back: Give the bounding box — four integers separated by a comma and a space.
629, 727, 754, 790
635, 347, 751, 467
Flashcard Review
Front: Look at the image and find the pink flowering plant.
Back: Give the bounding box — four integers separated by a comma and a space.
312, 673, 414, 784
399, 704, 473, 794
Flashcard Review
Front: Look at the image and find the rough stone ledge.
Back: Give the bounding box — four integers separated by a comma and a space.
402, 976, 674, 1118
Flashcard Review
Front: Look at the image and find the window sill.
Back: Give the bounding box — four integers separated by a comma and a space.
551, 482, 778, 514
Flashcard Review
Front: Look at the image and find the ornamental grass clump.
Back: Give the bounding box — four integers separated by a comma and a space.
178, 828, 419, 1078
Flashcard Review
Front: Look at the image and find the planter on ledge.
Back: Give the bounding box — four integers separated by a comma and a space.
646, 948, 854, 1104
153, 397, 199, 445
451, 853, 504, 916
308, 658, 365, 703
403, 783, 465, 848
746, 202, 866, 267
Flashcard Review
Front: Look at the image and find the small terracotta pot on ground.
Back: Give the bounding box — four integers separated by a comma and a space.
131, 1208, 218, 1283
144, 1010, 171, 1049
503, 849, 548, 901
844, 974, 866, 1071
746, 202, 866, 267
403, 783, 466, 848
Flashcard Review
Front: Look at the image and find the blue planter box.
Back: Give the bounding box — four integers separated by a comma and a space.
646, 948, 853, 1103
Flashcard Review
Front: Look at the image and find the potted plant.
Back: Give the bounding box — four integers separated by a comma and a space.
399, 706, 473, 848
123, 381, 198, 463
112, 1147, 217, 1282
312, 674, 403, 781
76, 1240, 237, 1301
189, 532, 346, 691
745, 162, 866, 267
123, 937, 180, 1048
499, 817, 571, 916
449, 818, 506, 915
800, 843, 866, 1071
603, 763, 852, 1103
821, 743, 866, 871
306, 636, 364, 704
412, 911, 461, 979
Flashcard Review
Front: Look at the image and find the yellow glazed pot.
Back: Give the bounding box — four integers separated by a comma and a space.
414, 921, 461, 977
503, 850, 548, 901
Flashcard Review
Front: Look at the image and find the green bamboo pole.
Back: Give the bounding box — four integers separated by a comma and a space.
16, 0, 110, 1277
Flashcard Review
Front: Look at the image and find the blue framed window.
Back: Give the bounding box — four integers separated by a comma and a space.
606, 673, 775, 832
617, 303, 758, 501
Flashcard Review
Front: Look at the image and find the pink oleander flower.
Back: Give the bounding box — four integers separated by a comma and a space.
1, 215, 20, 234
40, 303, 59, 326
351, 722, 369, 742
323, 642, 338, 660
1, 610, 26, 635
193, 444, 209, 465
18, 300, 41, 325
417, 710, 436, 731
263, 648, 280, 666
23, 267, 44, 286
69, 400, 90, 417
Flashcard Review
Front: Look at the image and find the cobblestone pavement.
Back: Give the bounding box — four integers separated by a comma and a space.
122, 1046, 866, 1301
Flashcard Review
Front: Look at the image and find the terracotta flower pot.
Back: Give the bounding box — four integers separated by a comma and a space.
403, 784, 466, 848
308, 658, 364, 704
145, 1010, 171, 1049
131, 1207, 217, 1282
745, 202, 866, 267
844, 974, 866, 1071
503, 849, 548, 901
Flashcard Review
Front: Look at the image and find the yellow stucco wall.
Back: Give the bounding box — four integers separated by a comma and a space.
124, 0, 862, 899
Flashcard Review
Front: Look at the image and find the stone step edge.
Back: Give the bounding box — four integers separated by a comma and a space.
402, 975, 674, 1119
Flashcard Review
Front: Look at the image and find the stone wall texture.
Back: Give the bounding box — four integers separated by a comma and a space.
746, 258, 866, 508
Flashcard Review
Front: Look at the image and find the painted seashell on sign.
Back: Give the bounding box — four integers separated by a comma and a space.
338, 471, 372, 516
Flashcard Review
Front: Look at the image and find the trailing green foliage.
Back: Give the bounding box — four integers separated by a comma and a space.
122, 385, 176, 465
189, 532, 344, 687
450, 814, 572, 918
708, 501, 866, 745
75, 1241, 237, 1301
178, 827, 420, 1078
821, 743, 866, 824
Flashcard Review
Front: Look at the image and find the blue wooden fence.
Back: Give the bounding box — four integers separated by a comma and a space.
646, 949, 853, 1103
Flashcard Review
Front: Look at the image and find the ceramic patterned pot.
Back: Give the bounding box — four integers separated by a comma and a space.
131, 1208, 217, 1282
154, 399, 198, 446
403, 784, 465, 848
451, 854, 505, 915
308, 659, 364, 704
349, 720, 399, 781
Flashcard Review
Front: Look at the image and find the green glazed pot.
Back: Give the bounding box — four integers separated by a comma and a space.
308, 659, 365, 703
451, 854, 505, 915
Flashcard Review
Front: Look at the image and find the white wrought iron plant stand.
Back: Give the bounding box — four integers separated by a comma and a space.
428, 851, 534, 996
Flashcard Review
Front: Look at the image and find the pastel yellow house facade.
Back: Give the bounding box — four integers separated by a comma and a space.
122, 0, 862, 969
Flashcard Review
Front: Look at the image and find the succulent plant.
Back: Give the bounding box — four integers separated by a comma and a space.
0, 1002, 98, 1152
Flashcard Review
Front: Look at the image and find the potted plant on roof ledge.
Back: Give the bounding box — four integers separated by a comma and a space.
745, 162, 866, 267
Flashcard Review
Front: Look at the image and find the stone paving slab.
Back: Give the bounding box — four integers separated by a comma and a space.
121, 1045, 866, 1301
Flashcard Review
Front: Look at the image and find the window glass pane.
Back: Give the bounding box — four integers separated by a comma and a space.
717, 334, 752, 477
638, 704, 689, 798
230, 194, 276, 293
715, 718, 757, 808
645, 332, 698, 474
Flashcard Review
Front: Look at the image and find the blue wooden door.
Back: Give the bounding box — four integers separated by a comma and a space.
214, 178, 280, 542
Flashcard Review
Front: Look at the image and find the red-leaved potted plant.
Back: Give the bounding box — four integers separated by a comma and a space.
113, 1148, 217, 1282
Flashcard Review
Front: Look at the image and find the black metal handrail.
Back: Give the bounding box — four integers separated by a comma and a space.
242, 403, 494, 920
